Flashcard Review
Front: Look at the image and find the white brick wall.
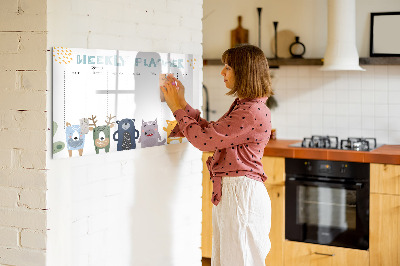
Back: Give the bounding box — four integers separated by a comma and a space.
46, 1, 203, 266
0, 0, 48, 265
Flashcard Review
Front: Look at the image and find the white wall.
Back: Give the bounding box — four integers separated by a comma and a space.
46, 0, 204, 266
203, 0, 400, 145
203, 0, 400, 58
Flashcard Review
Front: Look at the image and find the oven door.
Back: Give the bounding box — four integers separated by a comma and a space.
285, 177, 369, 250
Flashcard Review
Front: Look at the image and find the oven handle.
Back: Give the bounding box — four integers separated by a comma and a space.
313, 252, 335, 257
286, 177, 364, 189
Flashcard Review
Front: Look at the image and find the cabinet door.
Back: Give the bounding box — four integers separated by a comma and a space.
370, 163, 400, 195
284, 241, 369, 266
261, 156, 285, 185
202, 152, 213, 258
370, 193, 400, 266
264, 184, 284, 266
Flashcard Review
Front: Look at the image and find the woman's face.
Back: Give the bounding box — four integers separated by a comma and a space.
220, 64, 235, 89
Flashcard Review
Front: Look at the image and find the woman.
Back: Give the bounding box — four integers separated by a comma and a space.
161, 44, 273, 266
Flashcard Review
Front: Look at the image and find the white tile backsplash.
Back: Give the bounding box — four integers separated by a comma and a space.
362, 90, 375, 104
268, 65, 400, 144
388, 91, 400, 104
375, 104, 389, 117
374, 65, 388, 77
389, 104, 400, 117
361, 104, 375, 117
389, 131, 400, 143
336, 115, 348, 129
362, 116, 375, 130
375, 130, 389, 144
374, 77, 388, 91
336, 90, 349, 103
203, 65, 400, 144
389, 117, 400, 131
336, 103, 349, 116
388, 75, 400, 91
298, 77, 311, 89
374, 90, 388, 104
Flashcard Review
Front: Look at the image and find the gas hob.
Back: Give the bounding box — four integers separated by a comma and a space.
289, 135, 383, 151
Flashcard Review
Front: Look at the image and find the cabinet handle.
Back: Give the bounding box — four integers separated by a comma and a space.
313, 252, 335, 257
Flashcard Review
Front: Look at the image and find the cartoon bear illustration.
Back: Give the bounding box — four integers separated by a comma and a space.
163, 120, 185, 144
113, 118, 140, 151
65, 122, 87, 157
88, 114, 115, 154
138, 119, 166, 148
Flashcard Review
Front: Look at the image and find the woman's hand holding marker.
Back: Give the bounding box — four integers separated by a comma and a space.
161, 76, 184, 113
166, 74, 187, 108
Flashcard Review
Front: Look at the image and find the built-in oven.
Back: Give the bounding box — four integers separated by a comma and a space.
285, 158, 370, 250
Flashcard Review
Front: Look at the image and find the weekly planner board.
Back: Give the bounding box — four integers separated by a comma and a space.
52, 47, 199, 159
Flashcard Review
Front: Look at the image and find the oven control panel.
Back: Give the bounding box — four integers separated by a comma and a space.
286, 158, 369, 180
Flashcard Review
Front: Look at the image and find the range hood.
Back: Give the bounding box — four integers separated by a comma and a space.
320, 0, 365, 71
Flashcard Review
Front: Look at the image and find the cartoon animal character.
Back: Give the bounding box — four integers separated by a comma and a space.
65, 120, 88, 157
88, 114, 115, 154
113, 118, 140, 151
163, 120, 185, 144
53, 121, 65, 154
138, 119, 166, 148
80, 118, 90, 134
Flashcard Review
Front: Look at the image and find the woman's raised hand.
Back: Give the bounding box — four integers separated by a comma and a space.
167, 74, 187, 108
160, 78, 183, 113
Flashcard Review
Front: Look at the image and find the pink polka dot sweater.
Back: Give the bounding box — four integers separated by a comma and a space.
171, 97, 272, 206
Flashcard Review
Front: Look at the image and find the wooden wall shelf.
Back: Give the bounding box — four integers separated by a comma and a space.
203, 57, 400, 67
359, 57, 400, 65
203, 58, 323, 67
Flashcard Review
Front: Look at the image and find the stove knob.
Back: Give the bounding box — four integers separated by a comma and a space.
305, 162, 312, 171
340, 164, 347, 174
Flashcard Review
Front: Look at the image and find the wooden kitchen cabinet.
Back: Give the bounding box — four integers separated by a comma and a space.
264, 184, 285, 266
370, 193, 400, 266
261, 156, 285, 186
370, 163, 400, 195
284, 241, 369, 266
262, 156, 285, 266
201, 154, 286, 266
202, 152, 213, 258
370, 163, 400, 266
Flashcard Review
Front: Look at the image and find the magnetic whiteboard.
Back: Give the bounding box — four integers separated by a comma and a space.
52, 47, 200, 159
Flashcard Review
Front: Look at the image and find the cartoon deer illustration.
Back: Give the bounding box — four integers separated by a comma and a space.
88, 114, 116, 154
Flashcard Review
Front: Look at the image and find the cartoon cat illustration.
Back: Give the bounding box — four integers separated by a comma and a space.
138, 119, 166, 148
163, 120, 185, 144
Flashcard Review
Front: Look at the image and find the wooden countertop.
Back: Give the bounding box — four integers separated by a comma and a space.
263, 139, 400, 165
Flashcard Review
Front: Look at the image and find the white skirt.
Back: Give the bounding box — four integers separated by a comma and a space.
212, 176, 271, 266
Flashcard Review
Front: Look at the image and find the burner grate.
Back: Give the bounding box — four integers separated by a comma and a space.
301, 135, 339, 149
296, 136, 378, 151
340, 137, 377, 151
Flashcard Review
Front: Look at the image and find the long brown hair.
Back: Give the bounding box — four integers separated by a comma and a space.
221, 44, 273, 99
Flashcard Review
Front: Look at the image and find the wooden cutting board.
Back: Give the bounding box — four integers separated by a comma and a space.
231, 16, 249, 48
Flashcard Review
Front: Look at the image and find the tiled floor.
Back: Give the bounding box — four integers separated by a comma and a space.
202, 257, 211, 266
